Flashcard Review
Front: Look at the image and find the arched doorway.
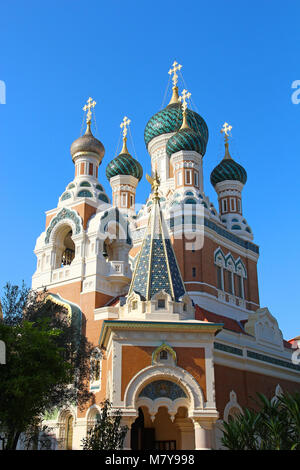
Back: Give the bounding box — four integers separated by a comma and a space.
58, 411, 74, 450
130, 405, 193, 450
124, 365, 208, 450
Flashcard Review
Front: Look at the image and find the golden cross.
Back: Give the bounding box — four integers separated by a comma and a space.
179, 89, 191, 113
83, 97, 96, 124
221, 122, 232, 142
120, 116, 131, 139
168, 61, 182, 87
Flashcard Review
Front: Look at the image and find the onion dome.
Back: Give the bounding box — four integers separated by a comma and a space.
106, 137, 143, 181
144, 86, 208, 155
166, 125, 206, 156
70, 122, 105, 162
166, 89, 206, 156
210, 141, 247, 187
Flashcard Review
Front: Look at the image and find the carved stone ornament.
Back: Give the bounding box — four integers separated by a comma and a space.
45, 208, 82, 243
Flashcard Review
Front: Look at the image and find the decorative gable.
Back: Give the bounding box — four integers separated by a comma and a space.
244, 307, 284, 351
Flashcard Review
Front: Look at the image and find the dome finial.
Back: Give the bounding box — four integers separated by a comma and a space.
83, 97, 96, 133
221, 122, 233, 159
168, 60, 182, 105
120, 116, 131, 155
179, 89, 191, 130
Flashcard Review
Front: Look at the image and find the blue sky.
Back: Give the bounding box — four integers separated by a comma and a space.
0, 0, 299, 340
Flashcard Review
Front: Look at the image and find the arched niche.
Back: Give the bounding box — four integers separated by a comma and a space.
52, 224, 75, 268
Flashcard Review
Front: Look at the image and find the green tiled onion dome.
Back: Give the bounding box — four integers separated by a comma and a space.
166, 126, 205, 156
106, 140, 143, 181
144, 102, 208, 155
210, 144, 247, 186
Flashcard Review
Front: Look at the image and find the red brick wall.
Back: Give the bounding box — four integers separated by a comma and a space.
215, 364, 300, 418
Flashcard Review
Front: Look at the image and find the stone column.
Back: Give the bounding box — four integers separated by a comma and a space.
121, 417, 135, 450
193, 420, 213, 450
175, 418, 195, 450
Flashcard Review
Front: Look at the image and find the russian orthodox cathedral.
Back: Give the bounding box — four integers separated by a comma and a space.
32, 62, 300, 450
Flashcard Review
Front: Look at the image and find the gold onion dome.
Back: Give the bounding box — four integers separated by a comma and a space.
70, 122, 105, 162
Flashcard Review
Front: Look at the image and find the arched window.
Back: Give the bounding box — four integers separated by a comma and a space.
52, 226, 76, 269
80, 181, 91, 187
98, 193, 109, 203
87, 408, 101, 433
184, 198, 196, 205
160, 350, 168, 360
227, 407, 241, 421
90, 349, 102, 390
61, 192, 71, 201
225, 269, 234, 294
77, 190, 92, 197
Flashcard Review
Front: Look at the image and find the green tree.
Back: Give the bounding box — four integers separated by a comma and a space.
222, 392, 300, 450
82, 400, 128, 450
0, 282, 95, 450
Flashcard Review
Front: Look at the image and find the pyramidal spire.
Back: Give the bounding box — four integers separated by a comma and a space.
128, 174, 186, 302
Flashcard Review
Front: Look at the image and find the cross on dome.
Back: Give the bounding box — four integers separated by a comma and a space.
83, 97, 96, 124
221, 122, 232, 142
179, 89, 191, 113
168, 61, 182, 87
120, 116, 131, 139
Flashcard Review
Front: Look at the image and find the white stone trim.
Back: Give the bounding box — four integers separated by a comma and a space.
223, 391, 243, 422
123, 364, 205, 413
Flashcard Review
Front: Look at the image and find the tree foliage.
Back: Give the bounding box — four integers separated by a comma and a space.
0, 282, 95, 450
222, 392, 300, 450
82, 400, 128, 450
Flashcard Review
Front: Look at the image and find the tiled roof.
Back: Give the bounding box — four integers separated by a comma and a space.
104, 295, 126, 307
195, 305, 247, 335
128, 195, 186, 301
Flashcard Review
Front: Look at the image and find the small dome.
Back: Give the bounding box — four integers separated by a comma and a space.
166, 127, 206, 157
106, 146, 143, 182
210, 143, 247, 186
144, 103, 208, 154
210, 159, 247, 186
70, 123, 105, 162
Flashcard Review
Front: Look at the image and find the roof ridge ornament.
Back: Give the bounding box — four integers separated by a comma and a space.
146, 171, 160, 200
168, 60, 182, 105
